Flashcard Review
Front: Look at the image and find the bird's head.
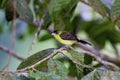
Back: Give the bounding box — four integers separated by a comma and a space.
52, 30, 60, 36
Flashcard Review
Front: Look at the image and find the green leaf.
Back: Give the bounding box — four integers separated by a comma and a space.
49, 0, 73, 19
47, 59, 68, 79
29, 70, 40, 80
34, 0, 50, 18
88, 0, 110, 17
111, 0, 120, 27
81, 69, 120, 80
68, 50, 84, 78
81, 20, 117, 48
106, 30, 120, 44
5, 0, 19, 22
49, 0, 79, 30
16, 0, 33, 23
29, 70, 62, 80
68, 62, 77, 77
0, 0, 7, 9
84, 54, 93, 65
68, 50, 84, 64
17, 48, 56, 70
38, 32, 52, 41
33, 0, 51, 29
5, 0, 33, 23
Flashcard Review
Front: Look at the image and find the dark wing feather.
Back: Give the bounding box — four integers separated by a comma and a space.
60, 31, 78, 40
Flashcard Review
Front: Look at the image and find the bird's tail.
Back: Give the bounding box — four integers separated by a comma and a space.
78, 40, 91, 45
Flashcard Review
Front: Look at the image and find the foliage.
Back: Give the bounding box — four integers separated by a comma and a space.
0, 0, 120, 80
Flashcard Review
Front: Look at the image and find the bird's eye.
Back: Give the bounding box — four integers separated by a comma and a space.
54, 30, 58, 34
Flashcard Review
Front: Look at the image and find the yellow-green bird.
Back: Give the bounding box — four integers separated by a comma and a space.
52, 30, 91, 46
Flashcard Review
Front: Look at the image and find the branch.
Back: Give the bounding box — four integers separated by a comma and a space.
75, 42, 120, 70
75, 50, 120, 71
60, 51, 93, 69
75, 42, 120, 65
27, 19, 44, 55
0, 45, 25, 61
18, 47, 66, 71
80, 0, 90, 6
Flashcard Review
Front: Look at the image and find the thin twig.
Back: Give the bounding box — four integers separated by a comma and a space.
5, 0, 17, 70
75, 50, 120, 71
80, 0, 90, 6
75, 42, 120, 65
60, 51, 93, 69
18, 47, 66, 71
60, 50, 112, 72
0, 45, 25, 61
75, 42, 120, 71
27, 19, 44, 55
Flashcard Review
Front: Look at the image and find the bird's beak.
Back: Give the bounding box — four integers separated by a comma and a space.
52, 33, 56, 36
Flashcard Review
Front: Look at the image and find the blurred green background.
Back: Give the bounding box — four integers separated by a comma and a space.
0, 10, 57, 70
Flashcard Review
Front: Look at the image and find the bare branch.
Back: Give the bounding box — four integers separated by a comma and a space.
5, 0, 17, 71
27, 19, 44, 55
80, 0, 90, 6
75, 50, 120, 71
60, 51, 93, 69
75, 42, 120, 71
75, 42, 120, 65
18, 47, 66, 71
0, 45, 25, 61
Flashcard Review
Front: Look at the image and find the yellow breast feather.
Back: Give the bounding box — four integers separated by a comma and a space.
54, 34, 77, 45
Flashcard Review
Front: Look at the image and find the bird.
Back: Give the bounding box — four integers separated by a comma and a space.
52, 30, 91, 46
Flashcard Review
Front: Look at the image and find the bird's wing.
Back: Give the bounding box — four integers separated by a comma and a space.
60, 31, 78, 40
